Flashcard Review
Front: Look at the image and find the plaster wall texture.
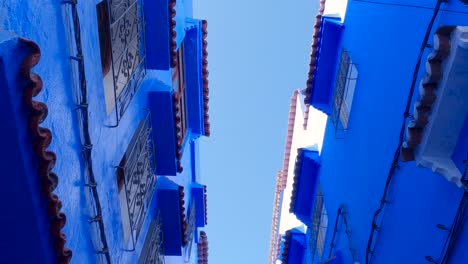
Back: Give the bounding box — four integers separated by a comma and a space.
0, 0, 202, 263
315, 0, 468, 263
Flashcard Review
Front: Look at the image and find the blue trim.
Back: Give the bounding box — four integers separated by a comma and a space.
157, 177, 183, 256
144, 0, 170, 70
184, 19, 205, 137
191, 183, 206, 228
310, 16, 344, 114
149, 91, 178, 175
293, 148, 321, 226
285, 229, 307, 264
0, 33, 57, 263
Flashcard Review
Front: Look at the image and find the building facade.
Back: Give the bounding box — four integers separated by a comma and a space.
0, 0, 210, 263
271, 0, 468, 263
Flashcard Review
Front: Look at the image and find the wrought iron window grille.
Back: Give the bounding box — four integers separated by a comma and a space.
184, 199, 197, 262
331, 49, 358, 139
138, 212, 165, 264
101, 0, 147, 127
309, 187, 328, 262
117, 112, 157, 250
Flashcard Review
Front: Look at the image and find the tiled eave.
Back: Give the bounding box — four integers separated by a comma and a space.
178, 186, 188, 245
197, 231, 208, 264
204, 185, 208, 224
172, 92, 184, 173
304, 0, 326, 107
202, 20, 211, 137
281, 230, 292, 264
169, 0, 177, 68
400, 26, 456, 161
21, 38, 72, 263
289, 148, 304, 213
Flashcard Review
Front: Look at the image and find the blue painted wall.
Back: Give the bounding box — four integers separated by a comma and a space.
0, 0, 206, 263
311, 1, 468, 263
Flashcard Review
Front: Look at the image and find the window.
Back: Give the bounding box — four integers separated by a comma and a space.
172, 43, 188, 147
309, 187, 328, 260
96, 0, 147, 119
138, 213, 164, 264
184, 199, 196, 262
116, 114, 156, 248
331, 49, 358, 132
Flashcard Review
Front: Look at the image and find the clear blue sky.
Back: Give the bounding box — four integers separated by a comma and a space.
194, 1, 319, 263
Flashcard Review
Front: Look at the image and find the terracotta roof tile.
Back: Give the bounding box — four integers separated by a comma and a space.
281, 230, 292, 264
20, 37, 72, 263
401, 26, 457, 161
197, 231, 208, 264
202, 20, 211, 137
289, 148, 303, 213
172, 92, 184, 173
169, 0, 178, 68
178, 186, 188, 245
204, 185, 208, 225
304, 0, 327, 106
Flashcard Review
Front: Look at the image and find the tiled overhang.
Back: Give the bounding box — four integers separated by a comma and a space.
289, 148, 305, 214
281, 229, 306, 264
172, 91, 185, 173
169, 0, 178, 68
401, 26, 468, 186
204, 185, 208, 225
197, 231, 208, 264
281, 230, 292, 263
289, 147, 321, 225
157, 177, 188, 255
304, 0, 326, 107
202, 20, 211, 137
179, 186, 188, 246
21, 38, 72, 263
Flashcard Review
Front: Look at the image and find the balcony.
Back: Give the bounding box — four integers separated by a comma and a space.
401, 26, 468, 187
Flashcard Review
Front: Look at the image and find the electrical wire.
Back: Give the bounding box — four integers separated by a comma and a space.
364, 1, 445, 263
328, 205, 357, 262
64, 0, 111, 262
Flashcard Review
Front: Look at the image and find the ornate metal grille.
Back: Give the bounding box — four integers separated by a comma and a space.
331, 49, 352, 137
309, 187, 326, 262
184, 200, 197, 262
139, 213, 165, 264
117, 112, 156, 249
107, 0, 146, 121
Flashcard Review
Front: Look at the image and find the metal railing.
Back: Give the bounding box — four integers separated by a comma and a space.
106, 0, 147, 124
139, 213, 165, 264
331, 49, 352, 138
309, 187, 326, 262
117, 112, 157, 249
184, 199, 197, 262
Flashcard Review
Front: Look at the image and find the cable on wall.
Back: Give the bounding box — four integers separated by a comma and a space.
328, 205, 357, 262
364, 1, 445, 263
62, 0, 111, 262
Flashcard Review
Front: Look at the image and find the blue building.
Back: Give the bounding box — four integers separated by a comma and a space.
272, 0, 468, 263
0, 0, 210, 263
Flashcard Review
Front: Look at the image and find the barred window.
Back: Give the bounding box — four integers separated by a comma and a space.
331, 49, 358, 132
139, 213, 165, 264
116, 114, 156, 248
96, 0, 147, 118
